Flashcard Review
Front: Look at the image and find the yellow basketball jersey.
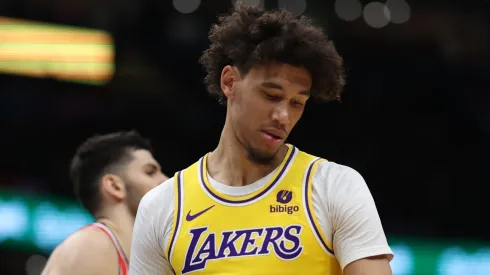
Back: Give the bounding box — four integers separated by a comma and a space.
166, 145, 342, 275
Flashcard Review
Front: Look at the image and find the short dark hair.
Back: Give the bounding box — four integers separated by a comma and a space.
69, 130, 152, 216
200, 3, 345, 104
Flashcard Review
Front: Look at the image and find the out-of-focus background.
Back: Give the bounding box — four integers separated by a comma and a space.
0, 0, 489, 274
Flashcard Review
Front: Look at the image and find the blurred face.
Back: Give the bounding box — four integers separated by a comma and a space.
122, 149, 167, 215
224, 63, 312, 164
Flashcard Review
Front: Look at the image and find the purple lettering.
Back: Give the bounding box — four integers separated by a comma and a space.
279, 225, 303, 259
216, 231, 240, 258
258, 227, 283, 255
237, 228, 263, 256
182, 227, 210, 274
181, 225, 304, 274
191, 233, 217, 265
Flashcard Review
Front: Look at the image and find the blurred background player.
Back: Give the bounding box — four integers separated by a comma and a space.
129, 4, 392, 275
41, 131, 168, 275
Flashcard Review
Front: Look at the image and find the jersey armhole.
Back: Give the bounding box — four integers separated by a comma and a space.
303, 158, 335, 255
165, 171, 183, 262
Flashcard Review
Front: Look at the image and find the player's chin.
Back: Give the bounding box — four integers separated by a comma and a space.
245, 143, 276, 163
253, 138, 278, 151
258, 144, 283, 159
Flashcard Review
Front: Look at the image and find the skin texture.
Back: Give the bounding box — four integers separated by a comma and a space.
41, 228, 119, 275
344, 256, 393, 275
42, 149, 167, 275
225, 63, 311, 164
207, 63, 312, 188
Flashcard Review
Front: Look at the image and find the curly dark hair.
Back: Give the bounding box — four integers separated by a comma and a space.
199, 3, 345, 104
69, 130, 152, 216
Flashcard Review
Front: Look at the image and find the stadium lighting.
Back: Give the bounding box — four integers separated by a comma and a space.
386, 0, 411, 24
363, 2, 391, 28
334, 0, 363, 22
173, 0, 202, 14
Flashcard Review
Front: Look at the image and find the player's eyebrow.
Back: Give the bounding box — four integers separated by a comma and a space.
262, 82, 310, 96
262, 82, 283, 90
144, 163, 161, 171
298, 90, 310, 96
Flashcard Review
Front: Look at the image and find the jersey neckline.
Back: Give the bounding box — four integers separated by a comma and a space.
199, 144, 297, 205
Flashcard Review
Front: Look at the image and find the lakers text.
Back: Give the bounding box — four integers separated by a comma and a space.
181, 225, 304, 274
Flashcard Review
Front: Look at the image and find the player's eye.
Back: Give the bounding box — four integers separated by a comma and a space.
291, 100, 305, 108
145, 166, 157, 176
264, 91, 282, 101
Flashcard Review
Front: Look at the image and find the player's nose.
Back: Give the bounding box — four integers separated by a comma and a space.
271, 103, 290, 125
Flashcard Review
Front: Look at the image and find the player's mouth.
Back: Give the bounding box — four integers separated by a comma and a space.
261, 129, 286, 145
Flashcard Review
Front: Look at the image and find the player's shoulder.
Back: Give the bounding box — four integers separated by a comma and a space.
141, 177, 175, 206
295, 147, 362, 185
315, 161, 363, 183
54, 225, 115, 256
308, 158, 369, 203
135, 177, 176, 250
295, 151, 365, 191
138, 177, 175, 219
43, 225, 117, 274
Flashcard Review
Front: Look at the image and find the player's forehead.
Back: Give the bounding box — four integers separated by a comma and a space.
126, 149, 160, 169
248, 63, 312, 88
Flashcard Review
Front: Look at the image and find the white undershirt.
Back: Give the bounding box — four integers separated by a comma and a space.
129, 159, 393, 275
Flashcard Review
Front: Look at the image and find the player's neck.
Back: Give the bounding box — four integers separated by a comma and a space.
96, 206, 134, 259
208, 123, 287, 187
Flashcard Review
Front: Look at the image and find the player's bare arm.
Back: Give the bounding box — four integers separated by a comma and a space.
344, 255, 392, 275
41, 228, 119, 275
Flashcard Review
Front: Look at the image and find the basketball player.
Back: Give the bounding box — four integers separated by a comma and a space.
129, 4, 393, 275
42, 131, 168, 275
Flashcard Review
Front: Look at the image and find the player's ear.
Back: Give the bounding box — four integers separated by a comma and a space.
101, 173, 126, 201
221, 65, 239, 100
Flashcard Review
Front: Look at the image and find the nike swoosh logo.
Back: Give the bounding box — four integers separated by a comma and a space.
186, 205, 215, 222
